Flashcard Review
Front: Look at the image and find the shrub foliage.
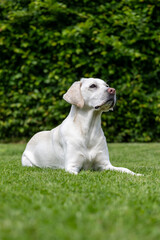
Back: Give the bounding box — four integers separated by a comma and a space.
0, 0, 160, 142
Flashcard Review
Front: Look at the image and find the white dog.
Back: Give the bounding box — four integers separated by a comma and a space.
22, 78, 142, 176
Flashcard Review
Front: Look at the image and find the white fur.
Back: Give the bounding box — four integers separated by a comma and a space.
22, 78, 142, 176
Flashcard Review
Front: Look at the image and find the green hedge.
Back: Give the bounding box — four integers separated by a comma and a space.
0, 0, 160, 142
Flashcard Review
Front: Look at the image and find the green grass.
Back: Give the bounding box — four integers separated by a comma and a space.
0, 143, 160, 240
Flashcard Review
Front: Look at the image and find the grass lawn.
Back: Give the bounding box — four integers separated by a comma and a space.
0, 143, 160, 240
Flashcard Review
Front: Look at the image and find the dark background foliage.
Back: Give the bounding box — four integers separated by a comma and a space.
0, 0, 160, 142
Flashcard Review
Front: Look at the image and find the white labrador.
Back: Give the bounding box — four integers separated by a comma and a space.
22, 78, 142, 176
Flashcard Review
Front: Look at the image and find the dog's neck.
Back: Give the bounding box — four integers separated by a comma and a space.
69, 105, 102, 136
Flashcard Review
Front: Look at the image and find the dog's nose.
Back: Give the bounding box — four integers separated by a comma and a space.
107, 87, 116, 95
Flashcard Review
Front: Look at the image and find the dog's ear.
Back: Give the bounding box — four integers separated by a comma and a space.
63, 81, 84, 108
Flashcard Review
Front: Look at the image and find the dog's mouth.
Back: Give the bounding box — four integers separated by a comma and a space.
95, 99, 115, 110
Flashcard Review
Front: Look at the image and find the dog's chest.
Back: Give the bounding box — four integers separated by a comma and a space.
80, 132, 104, 170
81, 147, 98, 170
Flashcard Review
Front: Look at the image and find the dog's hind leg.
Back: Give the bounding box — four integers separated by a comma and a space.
21, 153, 34, 167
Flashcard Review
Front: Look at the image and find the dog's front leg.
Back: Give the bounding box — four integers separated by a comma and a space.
64, 144, 84, 175
103, 165, 143, 176
94, 149, 143, 176
98, 162, 143, 176
65, 158, 83, 175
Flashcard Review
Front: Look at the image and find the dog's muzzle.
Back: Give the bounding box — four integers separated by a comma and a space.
95, 87, 116, 110
95, 98, 115, 110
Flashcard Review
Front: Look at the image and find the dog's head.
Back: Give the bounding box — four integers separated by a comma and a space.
63, 78, 116, 111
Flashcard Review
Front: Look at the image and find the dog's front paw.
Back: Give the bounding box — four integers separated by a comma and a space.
66, 168, 78, 175
135, 173, 144, 176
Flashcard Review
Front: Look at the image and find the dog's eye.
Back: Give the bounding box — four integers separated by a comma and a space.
89, 84, 97, 88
